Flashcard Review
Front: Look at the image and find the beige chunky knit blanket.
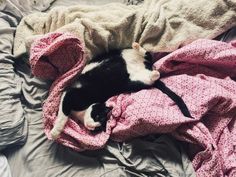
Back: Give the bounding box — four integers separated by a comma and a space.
14, 0, 236, 60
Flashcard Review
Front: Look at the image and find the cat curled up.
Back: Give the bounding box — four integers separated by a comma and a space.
50, 43, 192, 139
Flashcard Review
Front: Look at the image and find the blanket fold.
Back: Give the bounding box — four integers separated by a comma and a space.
30, 31, 236, 176
15, 0, 236, 60
25, 1, 236, 176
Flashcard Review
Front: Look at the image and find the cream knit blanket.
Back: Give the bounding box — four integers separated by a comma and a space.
14, 0, 236, 60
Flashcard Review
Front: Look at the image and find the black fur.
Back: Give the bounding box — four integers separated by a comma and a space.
143, 51, 153, 70
63, 50, 150, 115
62, 49, 192, 132
153, 80, 192, 118
90, 103, 111, 132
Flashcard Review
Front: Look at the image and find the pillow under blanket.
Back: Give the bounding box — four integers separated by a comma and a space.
31, 32, 236, 177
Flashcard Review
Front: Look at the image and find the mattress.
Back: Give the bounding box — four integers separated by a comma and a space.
0, 0, 196, 177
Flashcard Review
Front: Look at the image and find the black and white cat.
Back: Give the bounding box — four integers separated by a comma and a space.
50, 43, 191, 139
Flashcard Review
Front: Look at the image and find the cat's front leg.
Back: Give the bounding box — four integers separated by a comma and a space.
50, 91, 68, 140
50, 115, 68, 140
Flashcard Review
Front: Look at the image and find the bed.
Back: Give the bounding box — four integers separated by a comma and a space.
0, 0, 236, 177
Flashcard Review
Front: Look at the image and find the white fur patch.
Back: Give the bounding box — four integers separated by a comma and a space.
82, 62, 102, 74
71, 105, 101, 130
122, 49, 160, 85
71, 81, 82, 88
50, 91, 68, 140
83, 104, 101, 130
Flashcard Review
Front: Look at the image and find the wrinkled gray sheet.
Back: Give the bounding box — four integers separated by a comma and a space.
0, 0, 196, 176
0, 154, 12, 177
0, 1, 26, 152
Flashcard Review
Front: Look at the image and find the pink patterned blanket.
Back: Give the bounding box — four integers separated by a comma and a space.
30, 32, 236, 177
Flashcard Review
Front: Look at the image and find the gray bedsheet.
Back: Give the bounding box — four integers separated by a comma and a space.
0, 0, 26, 154
0, 0, 196, 176
0, 4, 23, 177
0, 154, 12, 177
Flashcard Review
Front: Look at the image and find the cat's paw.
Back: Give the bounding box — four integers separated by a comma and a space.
50, 128, 61, 140
132, 42, 146, 55
139, 70, 160, 85
132, 42, 140, 50
150, 70, 160, 83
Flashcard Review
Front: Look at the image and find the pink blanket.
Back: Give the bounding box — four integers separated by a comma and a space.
30, 32, 236, 177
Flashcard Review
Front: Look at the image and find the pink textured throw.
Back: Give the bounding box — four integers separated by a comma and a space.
30, 32, 236, 177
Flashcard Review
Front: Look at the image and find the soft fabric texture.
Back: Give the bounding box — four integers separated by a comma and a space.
30, 32, 236, 176
14, 0, 236, 60
30, 32, 85, 80
111, 39, 236, 177
0, 4, 27, 151
2, 1, 196, 177
0, 0, 54, 16
1, 1, 195, 177
7, 34, 196, 177
0, 2, 28, 177
0, 154, 12, 177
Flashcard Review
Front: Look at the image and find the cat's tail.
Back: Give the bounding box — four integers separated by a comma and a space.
153, 80, 193, 118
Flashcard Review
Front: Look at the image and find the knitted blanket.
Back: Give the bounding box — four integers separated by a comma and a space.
30, 32, 236, 177
15, 0, 236, 60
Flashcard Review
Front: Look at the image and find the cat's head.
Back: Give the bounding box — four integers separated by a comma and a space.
90, 103, 111, 132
